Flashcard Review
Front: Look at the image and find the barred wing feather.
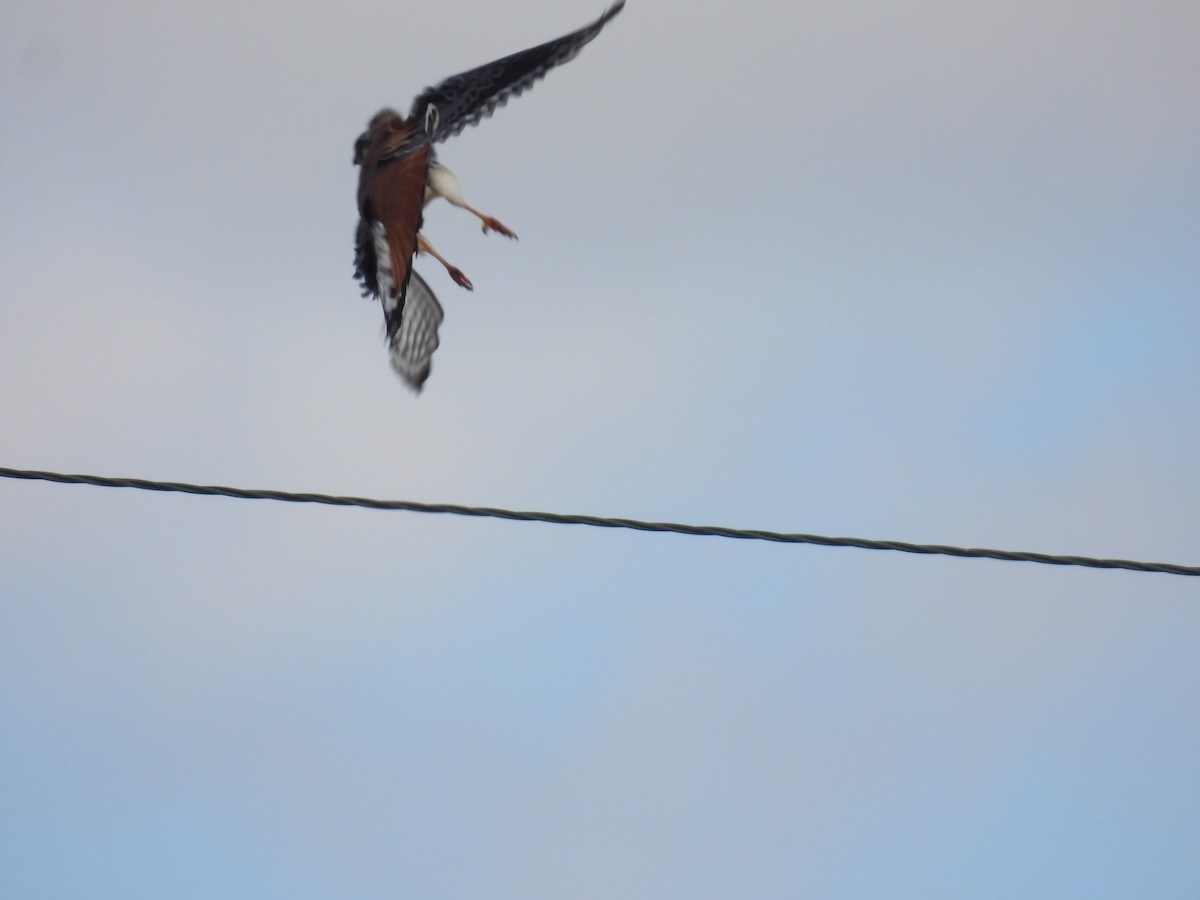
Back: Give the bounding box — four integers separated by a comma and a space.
410, 1, 624, 143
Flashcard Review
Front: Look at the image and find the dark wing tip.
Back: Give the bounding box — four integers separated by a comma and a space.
353, 219, 380, 299
600, 1, 626, 25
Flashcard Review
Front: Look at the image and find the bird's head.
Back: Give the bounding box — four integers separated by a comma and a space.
353, 108, 406, 165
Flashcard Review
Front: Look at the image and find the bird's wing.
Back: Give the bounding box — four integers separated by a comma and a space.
410, 0, 625, 144
356, 133, 441, 389
355, 136, 430, 308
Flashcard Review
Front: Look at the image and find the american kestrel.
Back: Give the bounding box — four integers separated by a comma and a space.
353, 1, 625, 390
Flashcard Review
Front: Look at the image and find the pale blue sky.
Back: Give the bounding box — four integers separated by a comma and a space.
2, 1, 1199, 897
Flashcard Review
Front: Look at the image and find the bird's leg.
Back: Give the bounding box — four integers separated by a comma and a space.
426, 162, 518, 239
462, 203, 518, 240
417, 234, 473, 291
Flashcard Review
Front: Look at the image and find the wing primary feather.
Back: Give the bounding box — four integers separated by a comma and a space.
372, 221, 398, 314
411, 1, 625, 143
353, 219, 380, 298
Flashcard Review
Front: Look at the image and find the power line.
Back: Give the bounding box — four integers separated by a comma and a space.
1, 465, 1196, 577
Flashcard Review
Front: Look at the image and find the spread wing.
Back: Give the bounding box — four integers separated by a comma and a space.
410, 1, 625, 144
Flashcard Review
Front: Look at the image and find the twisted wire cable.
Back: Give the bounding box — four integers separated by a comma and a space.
1, 466, 1196, 577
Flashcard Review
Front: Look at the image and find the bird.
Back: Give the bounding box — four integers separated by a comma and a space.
352, 1, 626, 390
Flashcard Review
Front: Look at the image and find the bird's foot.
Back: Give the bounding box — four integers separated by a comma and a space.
481, 217, 518, 240
448, 266, 474, 291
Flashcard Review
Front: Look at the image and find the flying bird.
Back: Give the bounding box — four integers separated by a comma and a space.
353, 1, 626, 390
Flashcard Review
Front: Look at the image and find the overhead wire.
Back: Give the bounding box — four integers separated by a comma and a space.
1, 466, 1196, 577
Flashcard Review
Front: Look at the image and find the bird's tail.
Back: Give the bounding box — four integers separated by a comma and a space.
387, 269, 444, 392
359, 220, 445, 391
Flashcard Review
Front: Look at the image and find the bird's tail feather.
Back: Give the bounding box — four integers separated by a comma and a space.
387, 269, 444, 392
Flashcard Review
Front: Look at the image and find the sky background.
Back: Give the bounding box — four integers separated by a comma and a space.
2, 0, 1199, 896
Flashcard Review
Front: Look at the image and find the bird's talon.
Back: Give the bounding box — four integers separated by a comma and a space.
449, 267, 474, 291
481, 217, 518, 240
